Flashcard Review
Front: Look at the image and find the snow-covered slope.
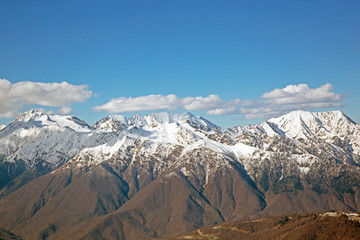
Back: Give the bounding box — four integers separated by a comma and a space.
65, 112, 236, 178
3, 109, 357, 173
0, 125, 5, 131
244, 110, 360, 155
93, 112, 222, 132
0, 109, 115, 166
1, 109, 360, 197
224, 110, 360, 196
61, 110, 360, 194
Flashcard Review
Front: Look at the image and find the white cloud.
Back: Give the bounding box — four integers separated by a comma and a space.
182, 95, 223, 111
94, 94, 251, 114
213, 83, 344, 120
94, 83, 345, 120
34, 106, 73, 115
261, 83, 341, 104
93, 94, 182, 113
0, 79, 92, 118
239, 83, 345, 119
58, 106, 73, 115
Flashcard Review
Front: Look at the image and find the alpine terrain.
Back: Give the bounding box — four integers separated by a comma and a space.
0, 109, 359, 239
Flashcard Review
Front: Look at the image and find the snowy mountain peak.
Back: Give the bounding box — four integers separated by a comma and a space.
268, 110, 356, 131
14, 109, 47, 122
7, 109, 91, 133
146, 112, 173, 123
94, 112, 221, 133
144, 112, 174, 127
0, 110, 115, 167
130, 114, 147, 127
93, 115, 129, 131
266, 110, 320, 139
1, 108, 359, 197
245, 110, 360, 155
266, 110, 358, 138
268, 110, 317, 126
0, 125, 6, 131
314, 110, 356, 125
142, 112, 220, 131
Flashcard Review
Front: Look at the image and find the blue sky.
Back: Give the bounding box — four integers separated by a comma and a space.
0, 0, 359, 128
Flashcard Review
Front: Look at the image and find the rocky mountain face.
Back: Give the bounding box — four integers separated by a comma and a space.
0, 109, 359, 239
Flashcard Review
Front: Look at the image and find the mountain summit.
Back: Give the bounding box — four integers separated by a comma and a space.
0, 109, 359, 239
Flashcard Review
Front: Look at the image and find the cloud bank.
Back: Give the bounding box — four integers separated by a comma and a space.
242, 83, 345, 119
94, 83, 345, 119
93, 94, 247, 113
0, 79, 92, 118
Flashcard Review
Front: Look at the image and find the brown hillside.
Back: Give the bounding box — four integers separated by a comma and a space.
58, 171, 225, 240
170, 212, 360, 240
0, 228, 23, 240
6, 163, 129, 240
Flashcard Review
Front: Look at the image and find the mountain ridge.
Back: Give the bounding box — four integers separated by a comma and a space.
0, 109, 359, 239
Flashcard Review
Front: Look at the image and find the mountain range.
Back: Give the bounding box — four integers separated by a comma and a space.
0, 109, 359, 239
